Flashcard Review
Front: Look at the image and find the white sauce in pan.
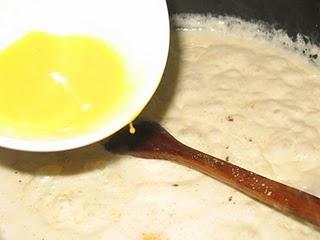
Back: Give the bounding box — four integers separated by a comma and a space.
0, 15, 319, 239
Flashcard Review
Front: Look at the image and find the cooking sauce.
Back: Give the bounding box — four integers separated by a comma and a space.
0, 15, 319, 239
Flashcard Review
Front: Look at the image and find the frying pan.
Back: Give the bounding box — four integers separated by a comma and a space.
167, 0, 320, 46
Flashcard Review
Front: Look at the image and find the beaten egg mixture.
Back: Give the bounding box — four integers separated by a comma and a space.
0, 16, 320, 239
0, 32, 129, 137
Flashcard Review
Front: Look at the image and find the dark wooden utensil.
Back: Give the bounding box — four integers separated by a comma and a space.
105, 121, 320, 227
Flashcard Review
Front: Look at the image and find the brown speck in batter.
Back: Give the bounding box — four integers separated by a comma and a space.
226, 115, 234, 122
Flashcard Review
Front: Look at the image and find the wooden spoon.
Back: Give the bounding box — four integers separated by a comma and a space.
105, 121, 320, 227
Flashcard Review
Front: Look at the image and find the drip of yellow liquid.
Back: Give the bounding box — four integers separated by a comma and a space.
0, 32, 131, 138
129, 122, 136, 134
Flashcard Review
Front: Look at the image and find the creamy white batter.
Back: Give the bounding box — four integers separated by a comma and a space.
0, 15, 320, 239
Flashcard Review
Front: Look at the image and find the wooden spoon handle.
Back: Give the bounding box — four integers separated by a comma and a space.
106, 121, 320, 226
154, 147, 320, 226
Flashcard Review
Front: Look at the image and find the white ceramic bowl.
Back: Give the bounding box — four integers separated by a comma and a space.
0, 0, 170, 152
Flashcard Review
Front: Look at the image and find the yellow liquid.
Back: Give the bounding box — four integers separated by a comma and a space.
0, 32, 130, 138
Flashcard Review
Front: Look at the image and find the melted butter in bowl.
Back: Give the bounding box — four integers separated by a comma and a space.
0, 32, 132, 138
0, 0, 169, 151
